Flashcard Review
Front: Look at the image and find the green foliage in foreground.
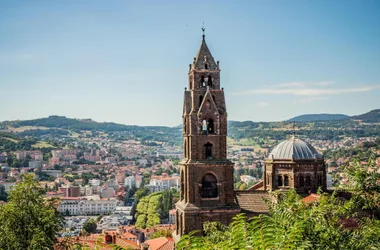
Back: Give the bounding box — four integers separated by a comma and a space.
0, 174, 62, 250
178, 191, 380, 250
178, 157, 380, 250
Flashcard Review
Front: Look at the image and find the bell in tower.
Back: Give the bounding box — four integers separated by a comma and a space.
174, 30, 240, 242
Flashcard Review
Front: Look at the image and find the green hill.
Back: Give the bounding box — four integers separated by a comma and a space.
288, 114, 349, 122
351, 109, 380, 123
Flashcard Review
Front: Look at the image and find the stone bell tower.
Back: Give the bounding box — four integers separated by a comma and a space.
174, 31, 240, 241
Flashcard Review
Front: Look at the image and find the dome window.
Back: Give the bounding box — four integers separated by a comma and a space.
278, 176, 283, 187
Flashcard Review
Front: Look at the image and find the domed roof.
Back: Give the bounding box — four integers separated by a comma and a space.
268, 137, 322, 160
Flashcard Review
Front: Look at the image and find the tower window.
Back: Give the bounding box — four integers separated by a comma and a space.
208, 119, 214, 134
284, 175, 289, 186
205, 64, 208, 70
201, 174, 217, 198
207, 76, 213, 87
199, 95, 203, 106
278, 176, 283, 187
202, 120, 208, 134
205, 142, 212, 159
200, 76, 206, 87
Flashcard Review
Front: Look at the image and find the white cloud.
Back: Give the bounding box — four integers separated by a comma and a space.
233, 80, 380, 96
292, 97, 329, 104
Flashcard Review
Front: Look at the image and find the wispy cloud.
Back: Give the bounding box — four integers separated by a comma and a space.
233, 81, 380, 96
292, 97, 329, 104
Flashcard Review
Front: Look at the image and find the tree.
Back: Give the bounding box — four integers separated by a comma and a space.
83, 219, 97, 234
343, 154, 380, 218
0, 185, 7, 201
0, 174, 62, 250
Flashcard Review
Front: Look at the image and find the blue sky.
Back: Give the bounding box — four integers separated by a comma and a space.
1, 0, 379, 126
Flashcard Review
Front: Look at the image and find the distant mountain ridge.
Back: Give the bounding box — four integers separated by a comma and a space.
351, 109, 380, 123
288, 109, 380, 122
288, 114, 349, 122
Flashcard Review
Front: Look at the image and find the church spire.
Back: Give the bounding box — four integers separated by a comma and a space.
192, 27, 218, 71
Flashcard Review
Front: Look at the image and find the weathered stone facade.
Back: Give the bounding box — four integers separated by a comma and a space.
174, 34, 240, 241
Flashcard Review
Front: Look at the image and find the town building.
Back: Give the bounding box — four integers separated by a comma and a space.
57, 197, 122, 216
145, 173, 180, 193
28, 160, 43, 169
59, 186, 81, 197
124, 176, 136, 190
89, 178, 101, 186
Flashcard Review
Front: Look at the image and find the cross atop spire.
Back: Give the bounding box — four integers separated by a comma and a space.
202, 22, 205, 41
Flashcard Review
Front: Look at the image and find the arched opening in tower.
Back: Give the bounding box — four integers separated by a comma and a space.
204, 142, 213, 159
202, 120, 208, 134
208, 119, 214, 134
204, 64, 208, 70
199, 95, 203, 106
207, 76, 213, 87
201, 173, 218, 198
200, 76, 206, 87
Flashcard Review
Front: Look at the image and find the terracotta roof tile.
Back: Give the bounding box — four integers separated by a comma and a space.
145, 237, 174, 250
235, 191, 270, 214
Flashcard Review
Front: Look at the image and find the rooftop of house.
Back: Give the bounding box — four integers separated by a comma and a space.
144, 237, 174, 250
234, 190, 270, 215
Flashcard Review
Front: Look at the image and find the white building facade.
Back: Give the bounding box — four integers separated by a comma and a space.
58, 198, 122, 216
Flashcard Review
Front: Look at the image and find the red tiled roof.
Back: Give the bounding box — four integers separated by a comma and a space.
301, 193, 320, 204
145, 237, 174, 250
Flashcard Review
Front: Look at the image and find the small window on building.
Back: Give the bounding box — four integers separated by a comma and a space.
205, 64, 208, 70
284, 175, 289, 186
199, 95, 203, 106
205, 142, 212, 159
201, 173, 217, 198
278, 176, 283, 187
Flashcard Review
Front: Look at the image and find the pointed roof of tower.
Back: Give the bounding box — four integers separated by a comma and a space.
193, 33, 218, 70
